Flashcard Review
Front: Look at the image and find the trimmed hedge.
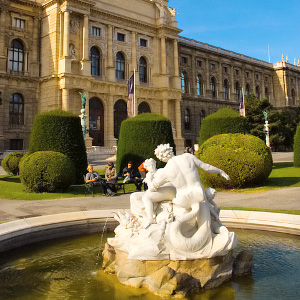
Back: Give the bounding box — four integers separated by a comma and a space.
294, 124, 300, 167
1, 151, 24, 175
28, 110, 87, 183
116, 113, 176, 173
199, 108, 249, 145
20, 151, 76, 192
197, 133, 273, 189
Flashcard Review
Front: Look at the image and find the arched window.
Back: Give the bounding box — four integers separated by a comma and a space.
116, 52, 125, 80
291, 89, 296, 105
265, 87, 269, 100
196, 74, 203, 96
114, 99, 127, 139
138, 102, 151, 114
210, 77, 216, 98
235, 81, 240, 101
181, 72, 189, 93
9, 93, 24, 125
245, 83, 250, 96
90, 47, 100, 76
9, 39, 24, 72
255, 86, 260, 99
200, 110, 206, 127
139, 56, 147, 83
89, 97, 104, 146
184, 108, 191, 130
223, 79, 229, 100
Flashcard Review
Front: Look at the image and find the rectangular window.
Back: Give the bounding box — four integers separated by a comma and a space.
196, 60, 202, 68
117, 33, 125, 42
14, 18, 25, 29
235, 69, 239, 76
223, 66, 228, 73
256, 74, 259, 80
91, 26, 101, 36
10, 139, 23, 150
181, 56, 188, 64
210, 63, 215, 71
245, 71, 249, 78
140, 38, 147, 47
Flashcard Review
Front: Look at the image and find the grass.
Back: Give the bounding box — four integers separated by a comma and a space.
210, 162, 300, 193
0, 168, 137, 200
0, 163, 299, 201
220, 207, 300, 215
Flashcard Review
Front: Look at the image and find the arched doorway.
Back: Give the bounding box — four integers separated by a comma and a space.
89, 97, 104, 146
138, 102, 151, 114
114, 99, 127, 140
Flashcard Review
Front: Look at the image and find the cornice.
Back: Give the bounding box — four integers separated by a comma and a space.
7, 0, 41, 9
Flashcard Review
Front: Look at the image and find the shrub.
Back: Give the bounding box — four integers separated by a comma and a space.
294, 124, 300, 167
116, 113, 176, 173
199, 108, 249, 145
1, 154, 10, 174
20, 151, 76, 192
28, 110, 87, 183
197, 133, 273, 189
1, 152, 24, 175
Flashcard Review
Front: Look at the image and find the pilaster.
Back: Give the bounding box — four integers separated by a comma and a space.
80, 14, 91, 76
62, 88, 69, 111
0, 10, 7, 72
106, 25, 115, 81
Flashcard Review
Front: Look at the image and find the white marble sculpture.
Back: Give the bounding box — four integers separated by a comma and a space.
108, 144, 237, 260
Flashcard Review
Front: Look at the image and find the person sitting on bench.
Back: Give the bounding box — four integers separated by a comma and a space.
122, 161, 143, 192
85, 164, 116, 196
105, 162, 117, 193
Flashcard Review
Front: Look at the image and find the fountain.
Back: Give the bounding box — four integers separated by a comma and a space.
102, 144, 252, 297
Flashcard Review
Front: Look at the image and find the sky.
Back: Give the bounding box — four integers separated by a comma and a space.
169, 0, 300, 64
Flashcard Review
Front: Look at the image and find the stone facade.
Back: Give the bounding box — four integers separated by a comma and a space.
179, 38, 300, 147
0, 0, 299, 153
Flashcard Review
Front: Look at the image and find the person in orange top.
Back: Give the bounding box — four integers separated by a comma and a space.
138, 161, 148, 190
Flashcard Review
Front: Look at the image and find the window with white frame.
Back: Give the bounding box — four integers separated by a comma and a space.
14, 18, 25, 29
91, 26, 101, 36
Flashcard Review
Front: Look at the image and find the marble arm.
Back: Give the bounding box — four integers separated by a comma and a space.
147, 169, 166, 192
193, 156, 230, 180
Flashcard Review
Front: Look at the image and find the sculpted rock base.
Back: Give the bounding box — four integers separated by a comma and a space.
102, 243, 250, 298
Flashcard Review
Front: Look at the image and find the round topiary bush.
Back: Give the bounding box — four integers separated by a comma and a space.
199, 108, 249, 145
197, 133, 273, 189
294, 124, 300, 167
28, 110, 87, 183
1, 153, 10, 174
0, 151, 24, 175
116, 113, 176, 173
20, 151, 76, 192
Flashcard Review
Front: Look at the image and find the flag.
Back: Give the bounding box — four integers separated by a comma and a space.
239, 89, 245, 117
127, 74, 134, 117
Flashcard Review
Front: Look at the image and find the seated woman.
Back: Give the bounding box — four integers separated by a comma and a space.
105, 162, 117, 193
86, 164, 116, 196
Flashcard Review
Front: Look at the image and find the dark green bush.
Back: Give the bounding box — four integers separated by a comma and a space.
294, 124, 300, 167
28, 110, 87, 183
116, 113, 176, 173
197, 133, 273, 189
1, 151, 24, 175
199, 108, 249, 145
20, 151, 76, 192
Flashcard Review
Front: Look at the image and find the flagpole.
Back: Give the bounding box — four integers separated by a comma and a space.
133, 68, 136, 117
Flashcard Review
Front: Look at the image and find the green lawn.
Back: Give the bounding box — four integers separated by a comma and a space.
0, 163, 299, 200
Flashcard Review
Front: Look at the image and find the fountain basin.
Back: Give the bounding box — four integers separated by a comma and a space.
0, 210, 299, 254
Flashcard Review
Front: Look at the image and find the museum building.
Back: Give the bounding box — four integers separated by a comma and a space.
0, 0, 299, 153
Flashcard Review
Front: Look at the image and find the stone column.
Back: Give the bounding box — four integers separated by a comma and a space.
252, 70, 255, 95
173, 39, 179, 77
82, 15, 89, 61
205, 59, 210, 97
106, 95, 116, 147
160, 36, 166, 74
63, 10, 70, 57
62, 88, 69, 111
0, 10, 7, 72
241, 67, 245, 96
131, 31, 138, 84
231, 65, 234, 100
219, 62, 222, 99
163, 99, 168, 117
261, 73, 265, 98
107, 25, 114, 81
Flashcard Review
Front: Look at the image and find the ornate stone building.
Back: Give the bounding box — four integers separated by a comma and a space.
0, 0, 299, 153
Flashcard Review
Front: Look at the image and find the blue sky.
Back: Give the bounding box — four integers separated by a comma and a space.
169, 0, 300, 64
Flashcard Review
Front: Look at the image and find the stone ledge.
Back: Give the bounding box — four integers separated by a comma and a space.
0, 209, 299, 253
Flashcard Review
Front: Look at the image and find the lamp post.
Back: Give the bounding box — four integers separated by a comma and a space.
79, 92, 87, 143
263, 111, 270, 147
